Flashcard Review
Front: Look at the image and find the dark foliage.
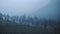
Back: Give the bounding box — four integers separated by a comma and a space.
0, 13, 60, 34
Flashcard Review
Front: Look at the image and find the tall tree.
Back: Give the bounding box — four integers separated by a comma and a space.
0, 13, 3, 21
5, 15, 10, 21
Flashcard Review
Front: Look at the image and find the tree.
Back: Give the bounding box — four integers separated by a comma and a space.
34, 16, 39, 26
43, 18, 48, 29
22, 15, 26, 22
0, 13, 3, 21
5, 15, 10, 21
11, 16, 16, 23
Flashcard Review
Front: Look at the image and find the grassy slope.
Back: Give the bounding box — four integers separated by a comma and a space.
0, 20, 56, 34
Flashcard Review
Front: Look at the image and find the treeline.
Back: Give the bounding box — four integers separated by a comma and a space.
0, 13, 60, 34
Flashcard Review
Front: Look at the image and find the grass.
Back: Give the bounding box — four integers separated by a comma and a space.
0, 20, 56, 34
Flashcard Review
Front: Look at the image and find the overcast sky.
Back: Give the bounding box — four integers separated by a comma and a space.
0, 0, 50, 15
0, 0, 59, 19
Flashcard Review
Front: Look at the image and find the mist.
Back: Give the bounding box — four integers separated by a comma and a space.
0, 0, 60, 34
0, 0, 59, 19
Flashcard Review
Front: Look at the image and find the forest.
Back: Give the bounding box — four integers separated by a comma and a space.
0, 13, 60, 34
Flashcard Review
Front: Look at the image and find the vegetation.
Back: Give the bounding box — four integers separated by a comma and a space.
0, 13, 60, 34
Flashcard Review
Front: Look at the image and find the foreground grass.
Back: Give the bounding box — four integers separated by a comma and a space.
0, 20, 59, 34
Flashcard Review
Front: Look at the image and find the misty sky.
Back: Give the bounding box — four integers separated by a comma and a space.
0, 0, 59, 19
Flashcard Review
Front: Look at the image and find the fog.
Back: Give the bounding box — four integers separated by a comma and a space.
0, 0, 59, 19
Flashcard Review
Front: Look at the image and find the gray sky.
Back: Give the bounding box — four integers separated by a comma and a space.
0, 0, 59, 19
0, 0, 50, 16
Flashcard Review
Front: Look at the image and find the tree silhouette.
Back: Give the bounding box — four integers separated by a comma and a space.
0, 13, 3, 21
